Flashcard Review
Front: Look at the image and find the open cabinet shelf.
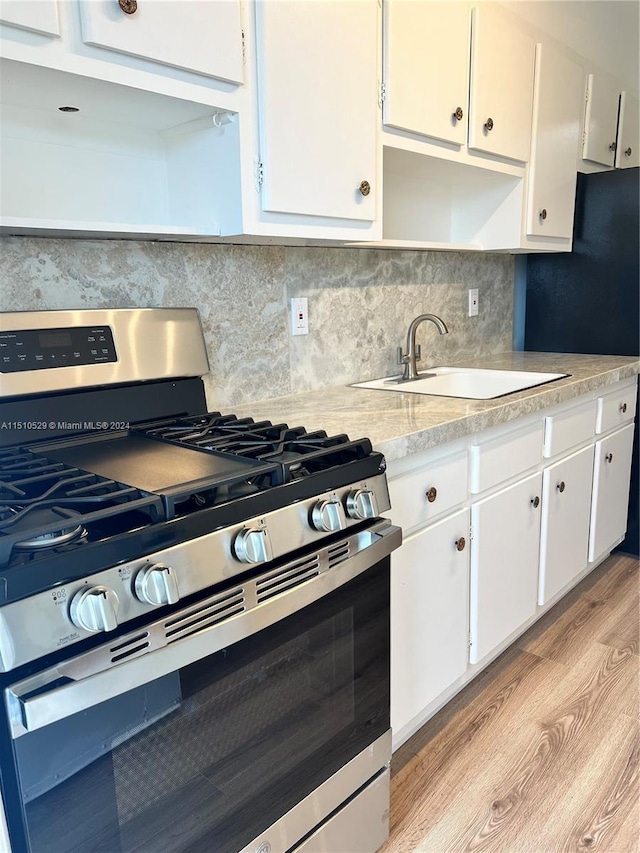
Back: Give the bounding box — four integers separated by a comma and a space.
0, 59, 240, 239
379, 146, 525, 251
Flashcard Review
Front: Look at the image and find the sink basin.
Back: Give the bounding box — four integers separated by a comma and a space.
353, 367, 570, 400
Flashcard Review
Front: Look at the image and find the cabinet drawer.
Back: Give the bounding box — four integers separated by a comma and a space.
543, 399, 596, 458
388, 452, 468, 533
470, 422, 543, 493
596, 382, 637, 434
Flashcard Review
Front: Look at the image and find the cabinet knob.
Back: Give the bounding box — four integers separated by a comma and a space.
625, 147, 633, 157
609, 142, 617, 152
426, 486, 438, 503
557, 481, 566, 493
531, 496, 540, 508
453, 107, 464, 121
484, 118, 494, 131
359, 180, 371, 197
118, 0, 138, 13
620, 402, 628, 413
605, 453, 614, 463
539, 208, 548, 221
455, 537, 466, 552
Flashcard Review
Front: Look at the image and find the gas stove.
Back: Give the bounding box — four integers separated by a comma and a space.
0, 309, 397, 853
0, 310, 389, 671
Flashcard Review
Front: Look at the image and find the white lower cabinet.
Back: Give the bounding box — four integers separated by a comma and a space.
469, 472, 542, 665
589, 423, 636, 562
389, 378, 637, 749
538, 444, 595, 605
391, 509, 469, 735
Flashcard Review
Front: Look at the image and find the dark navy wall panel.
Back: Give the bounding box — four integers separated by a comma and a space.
524, 167, 640, 556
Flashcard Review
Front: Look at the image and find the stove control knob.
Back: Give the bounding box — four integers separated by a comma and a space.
311, 499, 347, 533
134, 563, 180, 606
70, 586, 119, 633
345, 489, 378, 521
234, 527, 273, 564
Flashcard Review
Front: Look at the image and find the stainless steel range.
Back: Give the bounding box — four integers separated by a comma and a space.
0, 309, 400, 853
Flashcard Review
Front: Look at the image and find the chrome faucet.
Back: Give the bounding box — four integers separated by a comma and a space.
397, 313, 449, 381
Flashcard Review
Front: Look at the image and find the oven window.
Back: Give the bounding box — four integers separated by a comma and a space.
10, 560, 389, 853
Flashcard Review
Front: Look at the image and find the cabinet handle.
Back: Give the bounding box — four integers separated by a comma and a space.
484, 118, 494, 131
455, 537, 466, 552
609, 142, 617, 152
426, 486, 438, 503
453, 107, 464, 121
620, 402, 628, 413
359, 180, 371, 197
539, 209, 548, 221
605, 453, 614, 463
625, 147, 632, 157
557, 481, 566, 493
531, 496, 540, 508
118, 0, 138, 13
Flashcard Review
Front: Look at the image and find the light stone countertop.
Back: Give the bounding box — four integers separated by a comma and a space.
230, 352, 640, 462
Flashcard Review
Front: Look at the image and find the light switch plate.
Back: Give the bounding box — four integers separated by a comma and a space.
291, 297, 309, 335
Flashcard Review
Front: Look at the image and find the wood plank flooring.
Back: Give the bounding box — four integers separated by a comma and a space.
382, 552, 639, 853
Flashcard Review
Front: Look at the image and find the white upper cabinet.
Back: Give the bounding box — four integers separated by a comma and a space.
78, 0, 244, 84
468, 5, 535, 163
526, 44, 584, 239
615, 92, 639, 169
382, 1, 469, 147
254, 0, 377, 222
0, 0, 60, 37
582, 73, 620, 167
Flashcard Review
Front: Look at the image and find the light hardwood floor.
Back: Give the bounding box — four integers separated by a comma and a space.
383, 552, 639, 853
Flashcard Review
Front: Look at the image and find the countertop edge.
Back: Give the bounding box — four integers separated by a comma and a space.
229, 354, 640, 464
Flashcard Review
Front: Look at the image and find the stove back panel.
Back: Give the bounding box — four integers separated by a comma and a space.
0, 378, 207, 448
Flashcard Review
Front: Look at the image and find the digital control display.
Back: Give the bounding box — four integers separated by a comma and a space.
39, 331, 72, 349
0, 326, 118, 373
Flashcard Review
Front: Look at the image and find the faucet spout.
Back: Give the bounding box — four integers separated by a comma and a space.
398, 313, 449, 381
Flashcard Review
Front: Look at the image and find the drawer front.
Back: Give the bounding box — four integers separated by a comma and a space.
388, 452, 468, 533
543, 399, 596, 458
470, 422, 543, 494
596, 382, 638, 434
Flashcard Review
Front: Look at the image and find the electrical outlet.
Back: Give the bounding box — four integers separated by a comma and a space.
468, 288, 479, 317
291, 297, 309, 336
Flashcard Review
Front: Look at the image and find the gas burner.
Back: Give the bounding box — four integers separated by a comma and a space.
13, 508, 86, 550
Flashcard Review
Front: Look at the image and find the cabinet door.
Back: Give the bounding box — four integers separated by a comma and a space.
582, 73, 619, 167
0, 0, 60, 36
615, 92, 639, 169
469, 472, 542, 665
391, 510, 469, 736
589, 423, 636, 562
383, 1, 469, 146
526, 44, 583, 239
78, 0, 243, 84
468, 5, 534, 163
255, 0, 377, 221
538, 445, 595, 605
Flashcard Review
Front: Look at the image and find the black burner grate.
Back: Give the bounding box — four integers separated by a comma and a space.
0, 447, 164, 568
133, 414, 374, 482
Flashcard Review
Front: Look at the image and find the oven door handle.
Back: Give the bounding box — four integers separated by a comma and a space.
5, 520, 401, 739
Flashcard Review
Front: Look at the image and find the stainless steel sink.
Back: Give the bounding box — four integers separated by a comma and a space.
353, 367, 569, 400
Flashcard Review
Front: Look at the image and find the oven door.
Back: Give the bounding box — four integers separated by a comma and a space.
3, 521, 400, 853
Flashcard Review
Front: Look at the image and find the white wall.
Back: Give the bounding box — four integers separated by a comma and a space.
501, 0, 639, 91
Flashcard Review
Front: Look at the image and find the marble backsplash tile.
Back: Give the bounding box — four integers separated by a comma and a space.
0, 237, 514, 408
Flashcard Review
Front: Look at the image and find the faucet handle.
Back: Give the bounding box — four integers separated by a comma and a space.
415, 344, 422, 362
397, 346, 407, 365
